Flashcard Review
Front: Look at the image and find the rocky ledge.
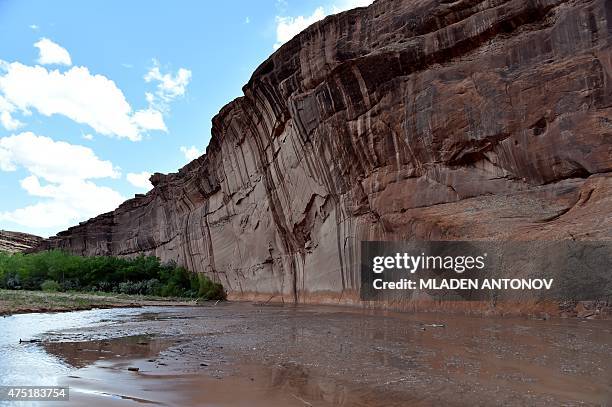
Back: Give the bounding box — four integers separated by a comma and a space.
37, 0, 612, 309
1, 230, 43, 253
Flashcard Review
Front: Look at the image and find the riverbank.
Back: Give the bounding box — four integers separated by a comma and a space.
0, 289, 196, 316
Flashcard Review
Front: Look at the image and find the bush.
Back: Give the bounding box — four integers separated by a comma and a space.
40, 280, 61, 292
118, 281, 141, 295
0, 250, 224, 300
60, 278, 81, 292
144, 278, 161, 295
197, 274, 226, 300
5, 274, 21, 290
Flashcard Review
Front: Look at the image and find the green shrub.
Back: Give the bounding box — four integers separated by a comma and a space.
197, 274, 226, 301
0, 251, 225, 300
40, 279, 61, 292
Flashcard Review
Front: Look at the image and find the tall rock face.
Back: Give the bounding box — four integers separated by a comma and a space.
1, 231, 43, 253
39, 0, 611, 304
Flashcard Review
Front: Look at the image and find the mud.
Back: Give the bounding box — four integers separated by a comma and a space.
1, 304, 611, 406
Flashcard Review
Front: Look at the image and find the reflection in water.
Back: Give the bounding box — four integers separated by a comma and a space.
0, 308, 151, 387
43, 335, 171, 368
268, 362, 351, 405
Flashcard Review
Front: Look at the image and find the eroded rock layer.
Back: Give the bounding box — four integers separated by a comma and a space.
1, 231, 43, 253
39, 0, 612, 305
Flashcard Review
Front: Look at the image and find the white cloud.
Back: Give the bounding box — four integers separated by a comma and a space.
0, 111, 23, 130
0, 132, 124, 230
0, 61, 165, 141
245, 16, 251, 24
131, 108, 167, 132
0, 95, 23, 130
332, 0, 374, 11
274, 7, 325, 49
180, 145, 201, 161
144, 60, 191, 111
34, 38, 72, 66
273, 0, 374, 49
1, 179, 123, 229
29, 24, 39, 30
126, 171, 153, 190
0, 132, 119, 182
82, 133, 94, 140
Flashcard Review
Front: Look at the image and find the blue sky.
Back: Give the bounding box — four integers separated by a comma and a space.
0, 0, 372, 237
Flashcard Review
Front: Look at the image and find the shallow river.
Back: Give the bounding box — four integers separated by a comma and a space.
1, 304, 611, 406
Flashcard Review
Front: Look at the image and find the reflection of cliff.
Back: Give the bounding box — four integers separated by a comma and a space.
0, 230, 42, 253
43, 336, 170, 368
38, 0, 612, 304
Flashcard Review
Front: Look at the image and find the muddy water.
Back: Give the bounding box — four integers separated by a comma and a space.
0, 308, 146, 387
1, 304, 611, 406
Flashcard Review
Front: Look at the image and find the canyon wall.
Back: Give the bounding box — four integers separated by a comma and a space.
39, 0, 612, 305
1, 231, 42, 253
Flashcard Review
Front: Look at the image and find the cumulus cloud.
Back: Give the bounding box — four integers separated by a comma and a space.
0, 40, 190, 140
144, 60, 192, 112
0, 95, 23, 130
274, 7, 325, 49
126, 171, 153, 190
180, 145, 202, 161
333, 0, 375, 11
131, 108, 167, 132
0, 132, 119, 182
0, 111, 23, 130
273, 0, 374, 49
0, 61, 165, 140
34, 38, 72, 66
1, 179, 123, 229
0, 132, 124, 230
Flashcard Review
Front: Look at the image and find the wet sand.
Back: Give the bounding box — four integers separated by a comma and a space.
2, 304, 611, 406
0, 289, 196, 316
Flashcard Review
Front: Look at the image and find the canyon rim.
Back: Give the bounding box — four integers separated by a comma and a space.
0, 231, 42, 254
36, 0, 612, 308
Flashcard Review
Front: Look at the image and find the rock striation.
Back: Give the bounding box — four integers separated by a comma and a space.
1, 231, 43, 253
38, 0, 612, 306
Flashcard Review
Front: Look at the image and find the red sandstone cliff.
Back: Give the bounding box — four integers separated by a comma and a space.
38, 0, 612, 305
1, 230, 43, 253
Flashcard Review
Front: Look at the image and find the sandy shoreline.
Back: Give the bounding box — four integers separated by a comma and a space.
0, 289, 197, 316
3, 289, 609, 321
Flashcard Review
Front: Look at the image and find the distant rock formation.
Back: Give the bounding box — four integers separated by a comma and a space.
37, 0, 611, 306
1, 231, 43, 253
